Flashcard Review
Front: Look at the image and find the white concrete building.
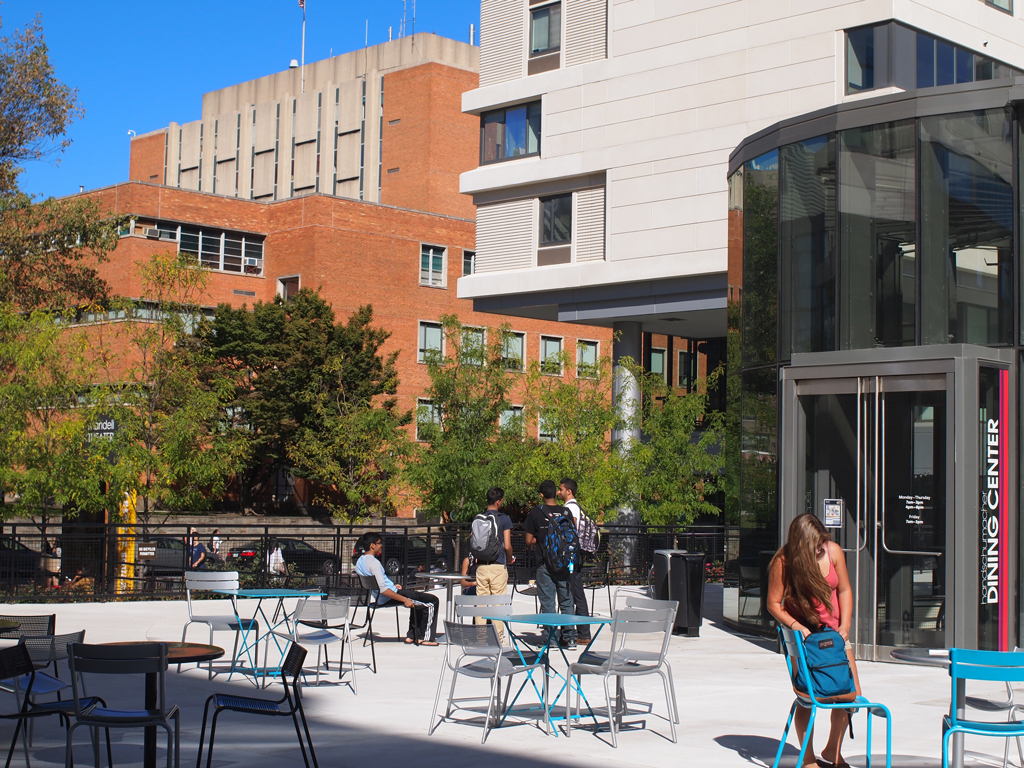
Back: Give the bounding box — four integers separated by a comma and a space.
458, 0, 1024, 345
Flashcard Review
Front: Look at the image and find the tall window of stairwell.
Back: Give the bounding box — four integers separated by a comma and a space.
529, 2, 561, 75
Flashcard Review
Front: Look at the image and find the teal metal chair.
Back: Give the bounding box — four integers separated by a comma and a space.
943, 648, 1024, 768
771, 627, 892, 768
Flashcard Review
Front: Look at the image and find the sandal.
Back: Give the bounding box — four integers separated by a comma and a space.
420, 640, 439, 646
404, 638, 415, 644
818, 756, 852, 768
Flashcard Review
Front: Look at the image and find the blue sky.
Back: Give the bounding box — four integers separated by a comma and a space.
7, 0, 480, 200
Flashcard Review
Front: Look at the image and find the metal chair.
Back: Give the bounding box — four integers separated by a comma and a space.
353, 573, 403, 674
581, 559, 612, 617
429, 621, 545, 743
620, 595, 681, 723
13, 632, 88, 749
0, 643, 107, 768
272, 597, 356, 691
181, 572, 259, 678
0, 616, 55, 640
509, 566, 540, 612
196, 643, 318, 768
944, 648, 1024, 768
66, 642, 180, 768
771, 627, 891, 768
567, 606, 678, 747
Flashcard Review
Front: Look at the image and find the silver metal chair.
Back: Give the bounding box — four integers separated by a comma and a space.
429, 620, 545, 743
567, 606, 678, 747
621, 594, 681, 723
271, 597, 357, 691
182, 572, 259, 679
66, 642, 180, 768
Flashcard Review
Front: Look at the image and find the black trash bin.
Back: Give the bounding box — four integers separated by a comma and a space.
652, 549, 707, 636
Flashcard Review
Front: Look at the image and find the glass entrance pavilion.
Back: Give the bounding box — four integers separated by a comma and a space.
726, 77, 1023, 659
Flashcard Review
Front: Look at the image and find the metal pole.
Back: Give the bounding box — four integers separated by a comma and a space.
301, 6, 306, 93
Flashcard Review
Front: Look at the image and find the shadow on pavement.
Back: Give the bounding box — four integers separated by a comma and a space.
714, 735, 944, 768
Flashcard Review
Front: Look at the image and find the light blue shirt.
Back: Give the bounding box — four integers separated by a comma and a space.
355, 554, 396, 605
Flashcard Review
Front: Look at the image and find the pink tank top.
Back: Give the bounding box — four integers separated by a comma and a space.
787, 557, 840, 630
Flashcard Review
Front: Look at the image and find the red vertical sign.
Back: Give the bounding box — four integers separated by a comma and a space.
999, 368, 1010, 651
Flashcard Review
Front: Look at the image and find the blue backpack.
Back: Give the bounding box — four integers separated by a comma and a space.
788, 628, 856, 699
541, 507, 580, 578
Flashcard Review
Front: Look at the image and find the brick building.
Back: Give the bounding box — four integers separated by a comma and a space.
77, 34, 621, 516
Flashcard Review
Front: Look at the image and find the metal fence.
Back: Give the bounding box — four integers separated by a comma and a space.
0, 520, 735, 602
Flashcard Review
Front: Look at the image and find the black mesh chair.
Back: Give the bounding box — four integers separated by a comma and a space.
196, 644, 318, 768
353, 573, 404, 673
0, 643, 107, 768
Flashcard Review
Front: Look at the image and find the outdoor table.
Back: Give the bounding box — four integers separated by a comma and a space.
414, 572, 466, 623
481, 612, 614, 735
104, 641, 223, 768
0, 620, 20, 633
209, 587, 319, 687
890, 647, 964, 768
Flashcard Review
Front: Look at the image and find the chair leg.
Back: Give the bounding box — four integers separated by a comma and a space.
482, 672, 499, 744
296, 699, 319, 768
5, 717, 23, 768
795, 707, 816, 768
565, 673, 573, 738
603, 676, 617, 748
196, 696, 214, 768
658, 670, 677, 743
663, 660, 680, 724
428, 656, 448, 735
291, 712, 312, 768
771, 701, 799, 768
206, 710, 224, 768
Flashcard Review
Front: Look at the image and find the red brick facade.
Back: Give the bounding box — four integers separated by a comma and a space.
128, 133, 165, 184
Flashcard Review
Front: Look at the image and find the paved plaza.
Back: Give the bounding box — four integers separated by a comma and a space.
0, 585, 1013, 768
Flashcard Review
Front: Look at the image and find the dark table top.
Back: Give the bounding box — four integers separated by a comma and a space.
104, 641, 224, 664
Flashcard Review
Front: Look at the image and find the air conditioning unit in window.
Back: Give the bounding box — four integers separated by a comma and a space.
244, 258, 260, 267
144, 228, 160, 239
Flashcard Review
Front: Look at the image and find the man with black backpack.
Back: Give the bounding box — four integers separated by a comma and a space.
558, 478, 593, 644
468, 487, 514, 642
523, 479, 579, 649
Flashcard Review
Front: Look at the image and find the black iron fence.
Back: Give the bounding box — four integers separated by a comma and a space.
0, 520, 736, 602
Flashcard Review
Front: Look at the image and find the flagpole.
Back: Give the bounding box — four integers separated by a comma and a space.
301, 3, 306, 93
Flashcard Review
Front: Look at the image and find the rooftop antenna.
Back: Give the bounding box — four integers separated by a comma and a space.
365, 19, 368, 46
298, 0, 306, 93
399, 0, 406, 38
412, 0, 415, 35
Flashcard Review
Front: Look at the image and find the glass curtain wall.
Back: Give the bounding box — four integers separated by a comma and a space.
780, 137, 836, 359
920, 109, 1013, 346
839, 121, 917, 349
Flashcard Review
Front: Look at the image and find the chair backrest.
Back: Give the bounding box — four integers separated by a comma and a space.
20, 630, 85, 668
185, 571, 240, 617
443, 620, 501, 654
68, 642, 170, 717
624, 595, 677, 611
453, 593, 512, 622
607, 607, 676, 662
778, 626, 834, 705
296, 596, 351, 624
0, 614, 55, 639
0, 644, 36, 703
357, 573, 380, 599
948, 647, 1024, 724
279, 643, 308, 707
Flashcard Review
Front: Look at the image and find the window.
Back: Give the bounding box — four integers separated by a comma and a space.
846, 26, 876, 92
530, 3, 561, 56
175, 222, 264, 275
539, 194, 572, 246
463, 250, 475, 276
538, 411, 556, 442
420, 244, 446, 287
984, 0, 1012, 13
577, 340, 598, 377
502, 332, 525, 371
461, 326, 485, 365
500, 405, 524, 432
649, 348, 667, 383
416, 399, 440, 441
418, 321, 443, 363
278, 276, 300, 300
540, 336, 563, 375
678, 350, 695, 389
480, 101, 541, 164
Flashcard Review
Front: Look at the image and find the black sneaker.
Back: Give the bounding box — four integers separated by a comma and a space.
562, 637, 577, 650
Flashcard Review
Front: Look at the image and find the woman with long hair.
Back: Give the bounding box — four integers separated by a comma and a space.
767, 513, 861, 768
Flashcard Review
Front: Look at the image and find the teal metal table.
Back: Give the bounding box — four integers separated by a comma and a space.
481, 612, 614, 735
210, 588, 319, 687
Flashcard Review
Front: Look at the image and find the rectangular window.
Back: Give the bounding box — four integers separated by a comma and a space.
463, 250, 475, 276
278, 276, 300, 300
649, 348, 667, 383
539, 194, 572, 246
540, 336, 563, 375
985, 0, 1012, 13
530, 3, 561, 56
678, 350, 695, 389
500, 405, 524, 432
846, 26, 875, 92
480, 101, 541, 164
420, 244, 446, 287
416, 399, 440, 441
538, 410, 556, 442
461, 326, 485, 365
418, 321, 443, 362
577, 340, 598, 377
502, 332, 525, 371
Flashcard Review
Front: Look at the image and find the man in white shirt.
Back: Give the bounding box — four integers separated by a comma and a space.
558, 478, 591, 642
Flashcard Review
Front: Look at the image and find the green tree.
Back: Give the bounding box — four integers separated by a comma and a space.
406, 316, 521, 522
627, 366, 726, 525
99, 252, 247, 523
288, 305, 412, 521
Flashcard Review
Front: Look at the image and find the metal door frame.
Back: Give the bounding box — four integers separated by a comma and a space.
780, 344, 1016, 658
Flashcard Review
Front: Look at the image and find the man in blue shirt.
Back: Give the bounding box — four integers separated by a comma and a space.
189, 529, 207, 571
354, 532, 439, 645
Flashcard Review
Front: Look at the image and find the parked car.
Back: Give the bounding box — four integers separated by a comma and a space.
228, 538, 339, 575
381, 533, 454, 578
137, 536, 188, 576
0, 536, 43, 581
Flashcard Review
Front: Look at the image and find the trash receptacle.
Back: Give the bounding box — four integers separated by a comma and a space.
652, 549, 707, 636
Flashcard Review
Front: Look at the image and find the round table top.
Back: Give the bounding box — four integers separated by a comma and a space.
105, 641, 225, 664
889, 647, 949, 667
415, 572, 466, 581
0, 620, 20, 632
